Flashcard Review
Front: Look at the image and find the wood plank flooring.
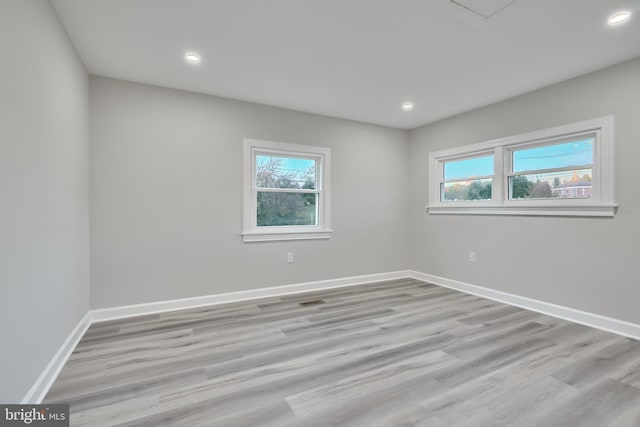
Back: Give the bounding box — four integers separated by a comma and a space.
45, 279, 640, 426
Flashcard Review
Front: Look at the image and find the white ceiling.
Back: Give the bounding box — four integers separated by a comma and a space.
51, 0, 640, 129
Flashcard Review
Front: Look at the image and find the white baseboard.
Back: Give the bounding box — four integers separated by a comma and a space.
409, 270, 640, 341
24, 269, 640, 404
21, 271, 409, 403
21, 312, 92, 404
91, 270, 411, 323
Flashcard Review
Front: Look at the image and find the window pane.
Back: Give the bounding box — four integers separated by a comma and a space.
256, 155, 316, 189
510, 168, 592, 199
442, 178, 492, 201
512, 139, 593, 173
444, 155, 493, 181
257, 192, 317, 226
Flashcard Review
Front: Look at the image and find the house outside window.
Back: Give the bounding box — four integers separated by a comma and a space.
428, 116, 616, 217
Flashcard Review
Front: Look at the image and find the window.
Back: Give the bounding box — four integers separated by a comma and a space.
509, 137, 593, 201
428, 116, 616, 217
242, 138, 331, 242
441, 154, 494, 202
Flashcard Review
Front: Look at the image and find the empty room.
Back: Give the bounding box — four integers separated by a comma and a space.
3, 0, 640, 425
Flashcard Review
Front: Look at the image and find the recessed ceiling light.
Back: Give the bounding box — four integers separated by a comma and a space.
402, 102, 414, 111
607, 11, 631, 26
185, 52, 201, 64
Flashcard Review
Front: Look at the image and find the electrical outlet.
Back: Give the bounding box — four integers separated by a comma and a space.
469, 251, 476, 263
287, 252, 294, 263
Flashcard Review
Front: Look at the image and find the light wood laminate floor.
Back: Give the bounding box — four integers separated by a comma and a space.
45, 279, 640, 426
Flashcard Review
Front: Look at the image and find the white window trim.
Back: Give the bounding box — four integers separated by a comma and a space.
427, 116, 617, 217
242, 138, 332, 242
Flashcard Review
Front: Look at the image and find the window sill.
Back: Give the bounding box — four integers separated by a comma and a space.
242, 230, 333, 243
426, 204, 618, 217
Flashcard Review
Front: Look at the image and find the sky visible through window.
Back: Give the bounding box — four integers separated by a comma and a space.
257, 156, 315, 175
256, 155, 316, 188
444, 155, 493, 181
276, 157, 314, 173
255, 155, 318, 226
444, 139, 593, 181
513, 139, 593, 172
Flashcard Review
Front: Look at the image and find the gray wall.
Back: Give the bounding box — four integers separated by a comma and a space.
3, 1, 637, 401
89, 76, 410, 309
409, 57, 640, 324
0, 0, 90, 402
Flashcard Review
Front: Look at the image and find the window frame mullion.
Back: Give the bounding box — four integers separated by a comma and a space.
427, 116, 616, 217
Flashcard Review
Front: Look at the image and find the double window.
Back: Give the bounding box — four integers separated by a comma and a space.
429, 116, 616, 216
242, 138, 332, 242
